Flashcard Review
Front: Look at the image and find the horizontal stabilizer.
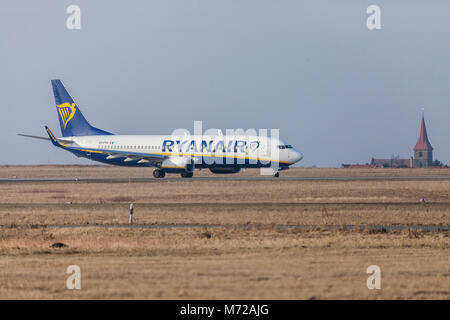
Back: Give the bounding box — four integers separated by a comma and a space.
18, 133, 74, 144
17, 134, 50, 141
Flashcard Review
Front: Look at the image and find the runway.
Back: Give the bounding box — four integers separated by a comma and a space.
1, 223, 449, 232
3, 175, 450, 183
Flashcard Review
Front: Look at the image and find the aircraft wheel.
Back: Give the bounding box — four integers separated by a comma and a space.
273, 172, 280, 178
181, 172, 193, 178
153, 169, 165, 178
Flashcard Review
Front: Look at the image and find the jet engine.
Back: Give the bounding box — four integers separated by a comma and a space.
209, 167, 241, 174
161, 156, 194, 173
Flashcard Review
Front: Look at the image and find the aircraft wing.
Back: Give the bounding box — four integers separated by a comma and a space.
102, 151, 167, 164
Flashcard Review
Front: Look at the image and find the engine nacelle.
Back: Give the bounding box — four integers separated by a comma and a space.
209, 167, 241, 174
161, 157, 194, 173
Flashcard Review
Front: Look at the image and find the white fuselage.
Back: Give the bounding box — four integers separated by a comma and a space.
65, 134, 303, 169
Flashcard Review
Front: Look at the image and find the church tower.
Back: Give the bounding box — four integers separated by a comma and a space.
413, 116, 433, 168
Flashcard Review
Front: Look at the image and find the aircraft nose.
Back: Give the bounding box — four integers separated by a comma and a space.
291, 150, 303, 163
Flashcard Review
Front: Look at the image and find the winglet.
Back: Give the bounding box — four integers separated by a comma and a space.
45, 126, 63, 147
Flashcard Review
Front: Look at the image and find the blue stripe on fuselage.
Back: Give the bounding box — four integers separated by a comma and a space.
57, 144, 292, 169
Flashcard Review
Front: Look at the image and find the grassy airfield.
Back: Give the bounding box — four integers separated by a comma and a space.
0, 166, 448, 299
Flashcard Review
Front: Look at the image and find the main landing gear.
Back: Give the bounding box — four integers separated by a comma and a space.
273, 172, 280, 178
153, 169, 166, 178
181, 172, 193, 178
153, 169, 193, 178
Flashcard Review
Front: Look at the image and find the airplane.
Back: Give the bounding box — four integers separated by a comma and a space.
19, 80, 303, 178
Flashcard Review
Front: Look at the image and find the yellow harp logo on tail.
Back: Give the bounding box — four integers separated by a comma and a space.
57, 103, 76, 128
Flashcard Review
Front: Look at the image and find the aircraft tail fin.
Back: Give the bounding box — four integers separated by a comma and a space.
51, 80, 113, 137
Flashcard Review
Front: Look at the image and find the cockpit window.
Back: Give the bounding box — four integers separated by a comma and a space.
278, 145, 293, 149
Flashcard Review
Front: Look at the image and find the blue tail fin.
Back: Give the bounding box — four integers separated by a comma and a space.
51, 80, 113, 137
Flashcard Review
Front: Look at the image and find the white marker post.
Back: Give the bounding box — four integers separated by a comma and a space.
129, 203, 134, 224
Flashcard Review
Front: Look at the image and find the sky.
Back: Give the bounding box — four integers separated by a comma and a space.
1, 1, 449, 167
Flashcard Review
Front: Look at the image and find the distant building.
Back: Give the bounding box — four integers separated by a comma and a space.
343, 115, 435, 169
370, 116, 433, 168
370, 157, 412, 168
412, 116, 433, 168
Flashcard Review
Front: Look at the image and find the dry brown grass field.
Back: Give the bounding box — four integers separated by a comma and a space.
0, 166, 449, 299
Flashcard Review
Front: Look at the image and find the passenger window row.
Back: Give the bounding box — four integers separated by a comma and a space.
99, 145, 161, 150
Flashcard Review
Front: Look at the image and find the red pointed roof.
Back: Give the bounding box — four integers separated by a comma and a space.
413, 116, 433, 151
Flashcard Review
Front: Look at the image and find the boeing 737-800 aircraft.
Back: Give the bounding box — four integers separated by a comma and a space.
19, 80, 303, 178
